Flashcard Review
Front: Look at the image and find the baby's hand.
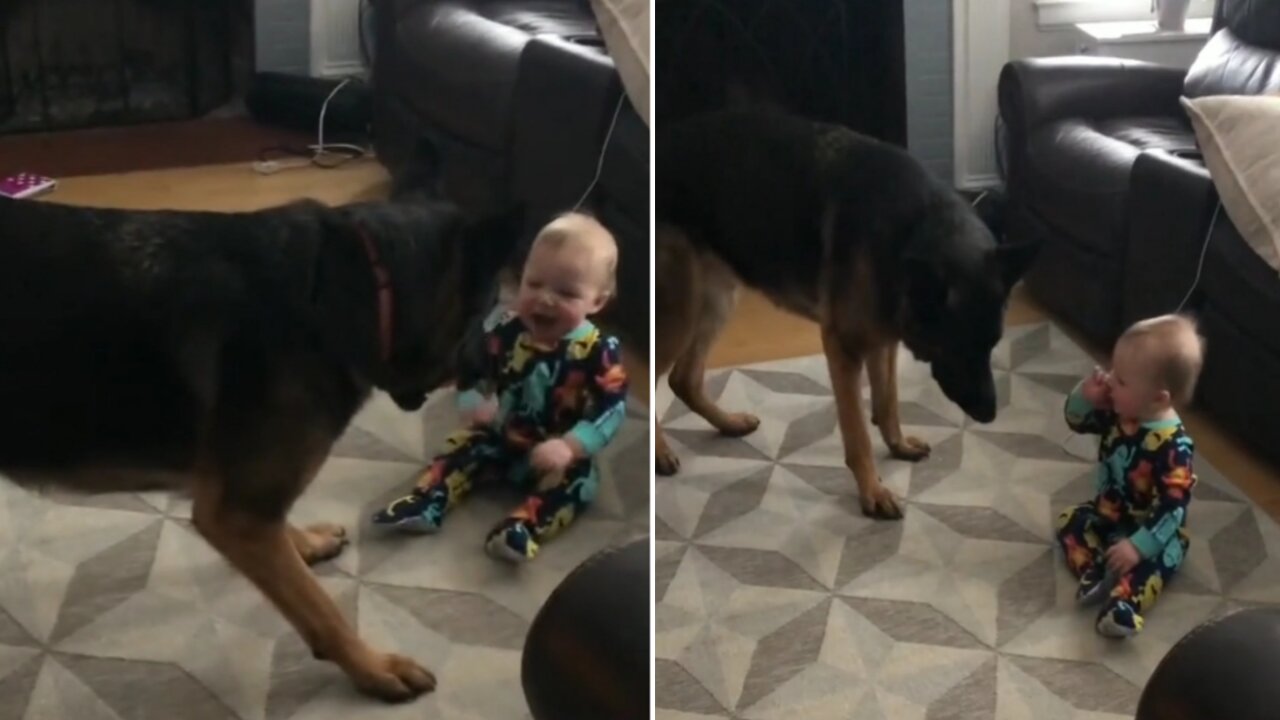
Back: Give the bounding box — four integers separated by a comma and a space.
530, 439, 575, 473
1105, 539, 1141, 576
464, 397, 499, 427
1081, 366, 1112, 409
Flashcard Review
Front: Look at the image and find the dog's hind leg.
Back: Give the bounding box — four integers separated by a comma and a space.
868, 341, 930, 461
822, 329, 903, 520
621, 348, 651, 413
653, 226, 701, 476
667, 257, 760, 440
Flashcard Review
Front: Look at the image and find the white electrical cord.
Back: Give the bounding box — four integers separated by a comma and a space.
253, 77, 369, 175
571, 91, 627, 210
1175, 200, 1221, 312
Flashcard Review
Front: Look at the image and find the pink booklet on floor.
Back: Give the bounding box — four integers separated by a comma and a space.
0, 172, 57, 199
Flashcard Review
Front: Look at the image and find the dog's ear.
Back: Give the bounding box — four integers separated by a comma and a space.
993, 240, 1039, 292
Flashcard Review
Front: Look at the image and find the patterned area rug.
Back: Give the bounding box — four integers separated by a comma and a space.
0, 390, 649, 720
655, 322, 1280, 719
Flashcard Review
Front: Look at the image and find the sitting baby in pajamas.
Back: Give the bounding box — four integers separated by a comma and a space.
372, 211, 628, 562
1056, 313, 1202, 638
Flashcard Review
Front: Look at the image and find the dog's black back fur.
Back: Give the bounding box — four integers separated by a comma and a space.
659, 108, 1035, 421
0, 195, 520, 495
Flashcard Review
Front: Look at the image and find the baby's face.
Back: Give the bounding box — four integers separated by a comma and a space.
1106, 338, 1168, 419
515, 239, 609, 344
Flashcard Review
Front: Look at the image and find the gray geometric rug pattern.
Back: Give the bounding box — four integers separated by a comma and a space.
655, 322, 1280, 720
0, 390, 649, 720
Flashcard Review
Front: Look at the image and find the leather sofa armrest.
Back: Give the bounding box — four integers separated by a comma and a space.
510, 34, 621, 225
999, 57, 1187, 141
1121, 149, 1220, 326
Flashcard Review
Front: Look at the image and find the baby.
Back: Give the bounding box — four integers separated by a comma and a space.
1056, 314, 1203, 638
372, 212, 628, 562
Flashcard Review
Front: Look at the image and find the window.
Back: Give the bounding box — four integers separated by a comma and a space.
1035, 0, 1215, 28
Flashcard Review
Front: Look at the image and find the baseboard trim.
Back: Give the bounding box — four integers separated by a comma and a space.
957, 173, 1003, 191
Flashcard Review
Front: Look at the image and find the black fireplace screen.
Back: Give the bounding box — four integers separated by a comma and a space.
0, 0, 241, 133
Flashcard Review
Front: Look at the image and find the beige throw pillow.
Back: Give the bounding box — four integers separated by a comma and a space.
1182, 94, 1280, 274
590, 0, 651, 127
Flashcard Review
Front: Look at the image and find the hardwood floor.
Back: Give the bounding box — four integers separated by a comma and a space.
705, 284, 1280, 521
1, 118, 315, 179
43, 158, 391, 211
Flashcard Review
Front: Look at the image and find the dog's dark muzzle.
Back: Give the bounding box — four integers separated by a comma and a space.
931, 359, 997, 423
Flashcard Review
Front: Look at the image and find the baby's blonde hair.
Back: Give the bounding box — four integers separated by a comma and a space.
531, 211, 619, 297
1118, 313, 1205, 406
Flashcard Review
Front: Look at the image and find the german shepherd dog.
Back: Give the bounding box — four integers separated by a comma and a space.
655, 108, 1036, 519
0, 193, 529, 701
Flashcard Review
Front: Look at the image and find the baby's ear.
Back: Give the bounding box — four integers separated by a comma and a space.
590, 291, 611, 314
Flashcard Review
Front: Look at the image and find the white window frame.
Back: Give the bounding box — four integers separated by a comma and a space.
1035, 0, 1215, 28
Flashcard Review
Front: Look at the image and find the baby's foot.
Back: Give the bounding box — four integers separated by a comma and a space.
485, 522, 539, 563
1075, 566, 1110, 606
371, 488, 447, 534
1096, 600, 1143, 639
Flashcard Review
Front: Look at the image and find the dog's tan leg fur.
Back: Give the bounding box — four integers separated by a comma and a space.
868, 341, 930, 461
621, 348, 650, 413
654, 227, 758, 476
192, 463, 435, 702
821, 330, 903, 519
667, 258, 756, 437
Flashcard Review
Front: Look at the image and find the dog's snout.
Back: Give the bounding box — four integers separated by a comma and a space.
931, 360, 998, 423
966, 400, 996, 424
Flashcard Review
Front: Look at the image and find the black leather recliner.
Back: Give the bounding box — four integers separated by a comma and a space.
369, 0, 649, 350
998, 0, 1280, 465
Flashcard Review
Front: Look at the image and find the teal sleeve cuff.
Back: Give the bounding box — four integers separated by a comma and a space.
1129, 527, 1163, 560
568, 400, 627, 456
457, 388, 485, 412
1064, 381, 1095, 420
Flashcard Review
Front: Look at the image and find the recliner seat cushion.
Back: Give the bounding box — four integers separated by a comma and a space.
1023, 116, 1196, 255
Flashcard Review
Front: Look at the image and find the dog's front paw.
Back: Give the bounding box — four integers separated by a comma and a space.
353, 652, 437, 703
888, 436, 931, 462
656, 447, 681, 476
293, 523, 349, 565
717, 412, 760, 438
859, 483, 904, 521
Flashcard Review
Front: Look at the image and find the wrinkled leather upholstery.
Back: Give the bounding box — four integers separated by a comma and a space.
1184, 28, 1280, 97
388, 0, 597, 150
999, 0, 1280, 467
1023, 117, 1195, 255
1122, 150, 1217, 327
1218, 0, 1280, 49
999, 57, 1186, 142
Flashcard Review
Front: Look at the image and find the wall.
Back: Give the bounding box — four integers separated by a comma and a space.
904, 0, 955, 182
255, 0, 311, 74
1011, 0, 1078, 58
